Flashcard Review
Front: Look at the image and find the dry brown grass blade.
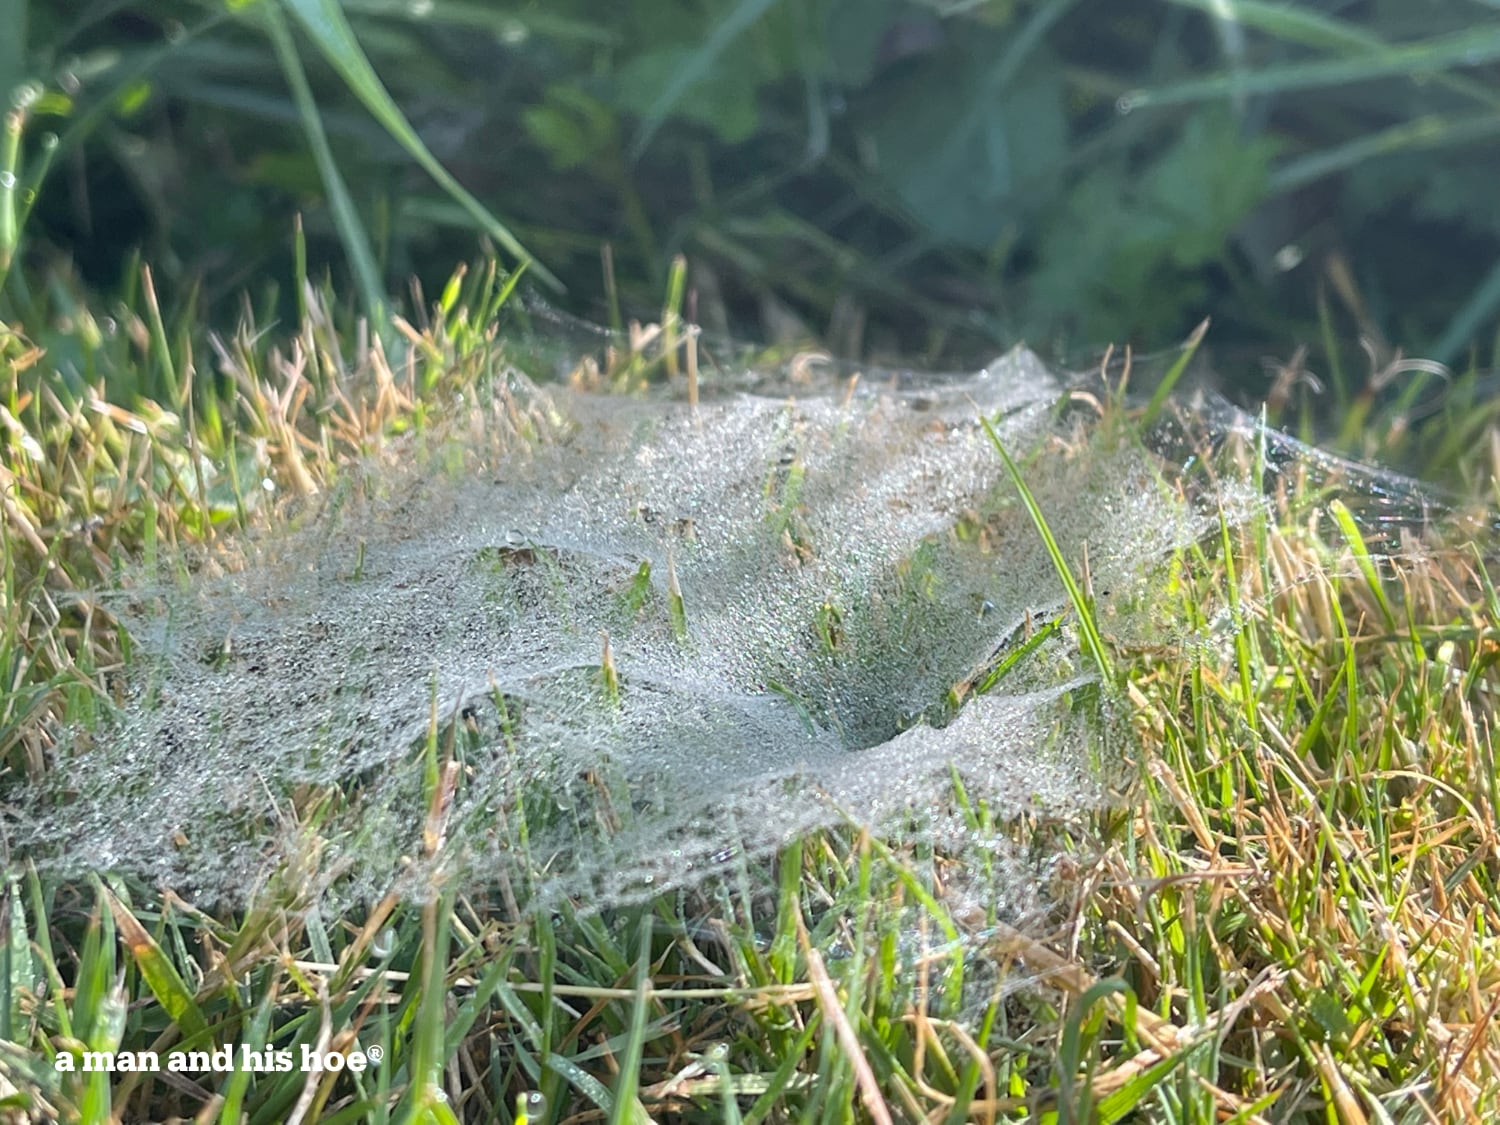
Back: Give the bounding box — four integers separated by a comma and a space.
797, 913, 895, 1125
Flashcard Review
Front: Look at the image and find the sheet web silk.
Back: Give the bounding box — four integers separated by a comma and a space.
18, 335, 1241, 917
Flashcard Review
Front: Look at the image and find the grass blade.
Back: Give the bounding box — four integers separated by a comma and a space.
979, 416, 1114, 684
628, 0, 779, 159
0, 102, 19, 285
608, 913, 656, 1125
1271, 112, 1500, 195
1142, 318, 1208, 428
103, 886, 210, 1046
1, 876, 30, 1043
1121, 24, 1500, 110
1328, 498, 1397, 634
1166, 0, 1416, 54
1166, 0, 1500, 108
263, 1, 385, 320
278, 0, 558, 288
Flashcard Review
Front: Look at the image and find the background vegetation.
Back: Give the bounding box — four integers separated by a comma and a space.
10, 0, 1500, 381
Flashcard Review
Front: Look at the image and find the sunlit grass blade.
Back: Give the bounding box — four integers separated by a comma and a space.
1327, 498, 1397, 633
628, 0, 779, 159
661, 253, 687, 379
980, 416, 1113, 684
279, 0, 559, 289
264, 1, 386, 320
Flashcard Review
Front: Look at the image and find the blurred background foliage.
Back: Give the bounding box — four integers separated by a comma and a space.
7, 0, 1500, 389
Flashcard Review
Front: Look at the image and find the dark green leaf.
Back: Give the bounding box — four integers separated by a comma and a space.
627, 0, 780, 158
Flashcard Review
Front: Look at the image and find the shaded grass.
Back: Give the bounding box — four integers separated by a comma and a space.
0, 261, 1498, 1122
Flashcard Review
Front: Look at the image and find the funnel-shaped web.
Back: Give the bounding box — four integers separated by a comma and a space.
15, 334, 1239, 919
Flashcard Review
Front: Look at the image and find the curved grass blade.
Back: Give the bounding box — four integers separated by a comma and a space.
1057, 978, 1133, 1125
263, 3, 385, 318
980, 415, 1114, 685
279, 0, 559, 289
1270, 112, 1500, 195
1165, 0, 1500, 109
1121, 25, 1500, 110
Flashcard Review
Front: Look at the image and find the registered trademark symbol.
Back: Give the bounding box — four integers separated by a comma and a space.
366, 1044, 384, 1064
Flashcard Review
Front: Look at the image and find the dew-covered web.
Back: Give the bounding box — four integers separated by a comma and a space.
10, 312, 1400, 923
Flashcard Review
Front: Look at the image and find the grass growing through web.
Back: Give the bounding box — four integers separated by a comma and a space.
2, 254, 1499, 1123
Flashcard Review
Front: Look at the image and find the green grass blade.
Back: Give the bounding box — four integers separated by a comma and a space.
1, 876, 30, 1044
0, 103, 18, 285
1270, 112, 1500, 196
263, 2, 386, 321
1057, 979, 1131, 1125
25, 866, 69, 1041
75, 880, 116, 1051
1327, 498, 1397, 634
104, 886, 210, 1046
1121, 25, 1500, 110
974, 614, 1064, 696
1142, 318, 1208, 428
1166, 0, 1500, 108
1093, 1048, 1189, 1123
608, 913, 656, 1125
628, 0, 779, 159
979, 416, 1114, 685
213, 985, 277, 1124
661, 253, 687, 379
1165, 0, 1415, 54
278, 0, 558, 288
408, 891, 460, 1125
